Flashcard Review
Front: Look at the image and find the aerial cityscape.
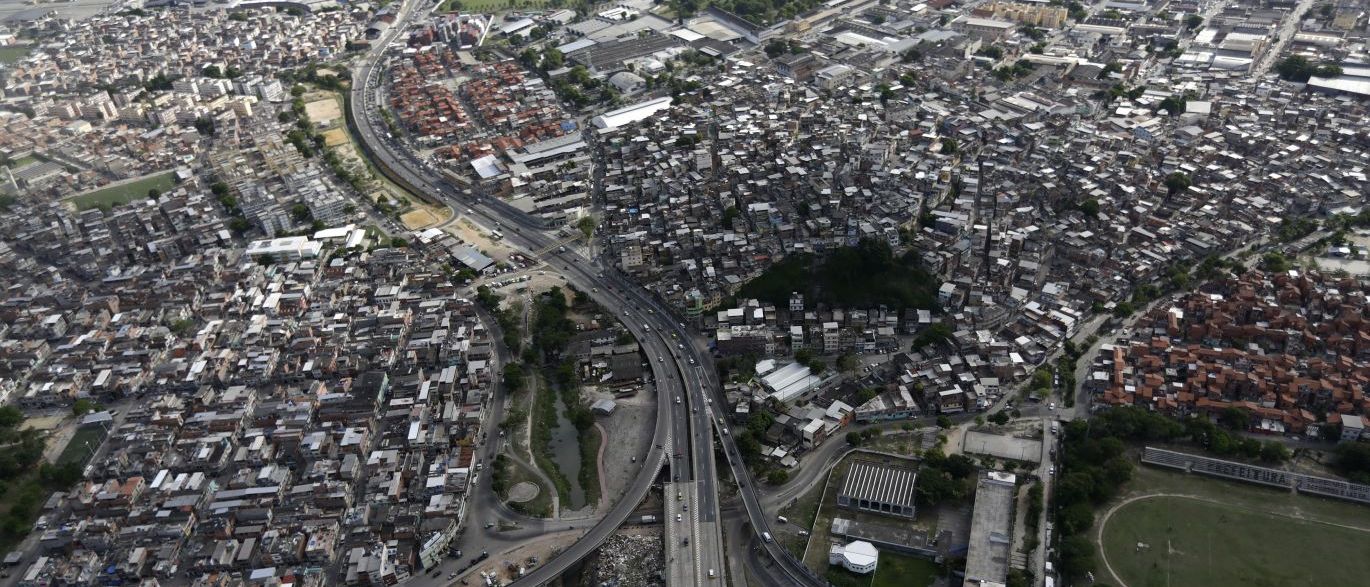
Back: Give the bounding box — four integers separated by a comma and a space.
0, 0, 1368, 585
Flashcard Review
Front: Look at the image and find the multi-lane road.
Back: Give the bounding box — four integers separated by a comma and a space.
347, 3, 835, 585
346, 4, 747, 584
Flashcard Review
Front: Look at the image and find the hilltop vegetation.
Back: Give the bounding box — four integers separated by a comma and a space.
669, 0, 825, 25
738, 238, 940, 311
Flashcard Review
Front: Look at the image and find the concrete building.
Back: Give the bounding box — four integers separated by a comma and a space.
963, 471, 1016, 587
828, 540, 879, 574
836, 461, 918, 519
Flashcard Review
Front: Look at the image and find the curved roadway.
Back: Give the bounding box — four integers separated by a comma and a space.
347, 5, 824, 585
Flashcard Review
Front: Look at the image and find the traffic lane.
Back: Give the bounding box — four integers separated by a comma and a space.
350, 27, 680, 587
353, 69, 739, 587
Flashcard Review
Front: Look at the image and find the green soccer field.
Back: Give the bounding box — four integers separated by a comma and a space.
1099, 494, 1370, 587
67, 172, 177, 211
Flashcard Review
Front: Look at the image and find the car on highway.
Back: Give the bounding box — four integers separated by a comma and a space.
675, 396, 681, 404
1048, 402, 1056, 411
675, 514, 682, 522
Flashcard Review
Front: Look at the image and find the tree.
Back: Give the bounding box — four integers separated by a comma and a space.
576, 216, 596, 240
936, 416, 952, 429
170, 318, 194, 335
193, 116, 216, 136
72, 398, 99, 417
1259, 441, 1290, 463
390, 237, 409, 248
1157, 94, 1187, 115
1112, 301, 1134, 317
291, 84, 306, 97
503, 363, 525, 392
1261, 252, 1291, 273
146, 188, 161, 200
766, 469, 789, 484
0, 406, 24, 429
1274, 55, 1342, 82
837, 352, 860, 373
1164, 171, 1191, 196
290, 203, 311, 222
990, 411, 1011, 425
940, 138, 958, 155
843, 427, 865, 447
901, 49, 922, 63
1077, 198, 1100, 216
1185, 14, 1204, 29
1334, 442, 1370, 483
1059, 535, 1097, 576
541, 47, 564, 70
764, 39, 788, 58
913, 323, 954, 350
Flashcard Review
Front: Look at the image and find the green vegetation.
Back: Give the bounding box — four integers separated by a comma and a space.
1065, 0, 1087, 20
1275, 55, 1343, 82
0, 406, 85, 550
0, 45, 32, 65
1156, 93, 1188, 115
1275, 216, 1318, 242
669, 0, 825, 25
793, 348, 826, 374
502, 363, 526, 394
845, 429, 880, 446
1053, 407, 1294, 580
549, 65, 620, 109
1163, 171, 1191, 196
530, 372, 573, 505
1261, 252, 1292, 273
68, 172, 177, 212
739, 239, 939, 312
915, 450, 976, 507
56, 426, 106, 468
871, 552, 939, 587
1185, 14, 1204, 29
1100, 495, 1370, 587
975, 45, 1004, 60
71, 398, 100, 417
1099, 83, 1147, 103
764, 39, 806, 58
823, 566, 869, 587
445, 0, 549, 11
1332, 442, 1370, 484
526, 288, 601, 509
992, 60, 1035, 82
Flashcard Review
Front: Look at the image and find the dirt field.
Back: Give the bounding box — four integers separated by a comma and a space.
322, 128, 349, 147
305, 98, 342, 126
401, 208, 442, 229
445, 217, 509, 258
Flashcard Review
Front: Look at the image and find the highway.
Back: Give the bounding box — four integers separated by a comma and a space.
346, 4, 737, 585
346, 2, 831, 584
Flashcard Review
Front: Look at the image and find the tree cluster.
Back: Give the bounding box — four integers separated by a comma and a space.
1275, 55, 1342, 83
740, 238, 940, 312
916, 450, 976, 506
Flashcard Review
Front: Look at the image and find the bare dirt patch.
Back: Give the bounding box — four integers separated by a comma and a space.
305, 98, 342, 126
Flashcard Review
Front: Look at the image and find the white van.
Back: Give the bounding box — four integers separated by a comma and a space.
762, 532, 773, 543
776, 516, 788, 524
